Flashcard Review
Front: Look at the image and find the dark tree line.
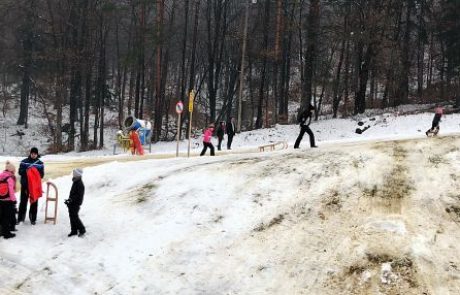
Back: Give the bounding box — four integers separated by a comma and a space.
0, 0, 458, 152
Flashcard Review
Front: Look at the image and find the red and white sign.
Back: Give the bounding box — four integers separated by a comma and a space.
176, 101, 184, 114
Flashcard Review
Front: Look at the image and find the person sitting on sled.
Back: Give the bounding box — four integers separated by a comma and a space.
426, 105, 443, 136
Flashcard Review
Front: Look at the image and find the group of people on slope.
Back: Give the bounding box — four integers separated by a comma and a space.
0, 147, 44, 239
200, 117, 236, 156
0, 147, 86, 240
293, 102, 445, 147
199, 102, 446, 155
200, 106, 319, 156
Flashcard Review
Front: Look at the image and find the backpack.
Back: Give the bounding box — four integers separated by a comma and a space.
0, 176, 10, 199
297, 110, 303, 124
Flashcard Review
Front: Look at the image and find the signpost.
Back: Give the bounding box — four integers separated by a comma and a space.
187, 90, 195, 158
175, 101, 184, 157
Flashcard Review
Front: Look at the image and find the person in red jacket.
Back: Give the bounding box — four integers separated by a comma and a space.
200, 124, 215, 156
0, 161, 17, 239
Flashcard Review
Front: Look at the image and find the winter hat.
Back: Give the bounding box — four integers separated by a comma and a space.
5, 161, 15, 173
73, 168, 83, 178
30, 147, 39, 155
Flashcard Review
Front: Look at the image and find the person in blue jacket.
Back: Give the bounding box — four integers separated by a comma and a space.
17, 147, 44, 225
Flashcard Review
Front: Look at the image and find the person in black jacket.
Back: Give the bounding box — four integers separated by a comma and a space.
216, 121, 225, 151
65, 168, 86, 237
294, 104, 318, 149
17, 147, 44, 225
226, 117, 236, 150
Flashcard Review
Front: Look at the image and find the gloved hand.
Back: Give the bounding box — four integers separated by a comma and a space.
64, 199, 71, 205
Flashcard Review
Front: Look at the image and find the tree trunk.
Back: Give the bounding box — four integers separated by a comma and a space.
255, 0, 270, 129
17, 0, 35, 127
398, 0, 413, 105
333, 13, 348, 118
154, 0, 165, 142
355, 44, 373, 114
301, 0, 320, 110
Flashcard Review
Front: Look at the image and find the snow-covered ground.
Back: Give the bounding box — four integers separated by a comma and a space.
2, 108, 460, 294
2, 101, 458, 158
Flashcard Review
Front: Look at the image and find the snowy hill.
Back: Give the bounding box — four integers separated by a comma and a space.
2, 135, 460, 293
2, 108, 460, 294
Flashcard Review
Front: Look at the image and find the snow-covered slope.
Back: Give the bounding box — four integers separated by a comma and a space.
2, 105, 460, 294
2, 134, 460, 294
2, 102, 460, 158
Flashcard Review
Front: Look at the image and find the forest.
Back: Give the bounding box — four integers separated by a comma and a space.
0, 0, 458, 152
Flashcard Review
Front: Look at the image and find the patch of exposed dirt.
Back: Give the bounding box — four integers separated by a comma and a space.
381, 145, 411, 199
253, 214, 285, 232
445, 205, 460, 221
327, 253, 427, 295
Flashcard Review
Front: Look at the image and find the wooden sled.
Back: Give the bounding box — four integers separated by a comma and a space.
258, 141, 288, 152
116, 131, 132, 151
44, 181, 58, 225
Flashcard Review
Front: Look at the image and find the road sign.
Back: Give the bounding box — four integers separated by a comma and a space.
189, 90, 195, 113
176, 101, 184, 114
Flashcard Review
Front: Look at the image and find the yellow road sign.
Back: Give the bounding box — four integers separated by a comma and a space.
189, 90, 195, 112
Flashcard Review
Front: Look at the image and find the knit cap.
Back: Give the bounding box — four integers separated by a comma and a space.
5, 161, 15, 173
73, 168, 83, 178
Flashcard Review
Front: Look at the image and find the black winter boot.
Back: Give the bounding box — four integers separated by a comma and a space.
68, 231, 78, 237
4, 233, 16, 239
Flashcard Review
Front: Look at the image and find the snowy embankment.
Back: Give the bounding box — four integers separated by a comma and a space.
2, 101, 460, 158
66, 110, 460, 157
2, 134, 460, 293
1, 108, 460, 294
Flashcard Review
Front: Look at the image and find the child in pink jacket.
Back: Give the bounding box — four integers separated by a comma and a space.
0, 161, 17, 239
200, 124, 215, 156
426, 105, 443, 136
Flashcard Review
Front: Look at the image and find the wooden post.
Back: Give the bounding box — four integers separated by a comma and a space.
45, 181, 58, 225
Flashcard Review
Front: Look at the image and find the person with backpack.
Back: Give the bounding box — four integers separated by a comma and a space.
294, 104, 318, 149
226, 117, 236, 150
65, 168, 86, 237
426, 105, 443, 136
216, 121, 225, 151
200, 124, 215, 156
17, 147, 44, 225
0, 161, 17, 239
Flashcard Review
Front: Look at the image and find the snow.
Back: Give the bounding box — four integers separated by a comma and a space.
1, 100, 458, 158
2, 106, 460, 293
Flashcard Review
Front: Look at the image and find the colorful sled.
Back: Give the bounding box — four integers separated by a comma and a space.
426, 126, 439, 137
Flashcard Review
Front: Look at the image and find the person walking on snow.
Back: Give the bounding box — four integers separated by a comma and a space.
216, 121, 225, 151
200, 124, 215, 156
17, 147, 44, 225
426, 105, 443, 136
0, 161, 17, 239
294, 104, 318, 149
226, 117, 236, 150
65, 168, 86, 237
